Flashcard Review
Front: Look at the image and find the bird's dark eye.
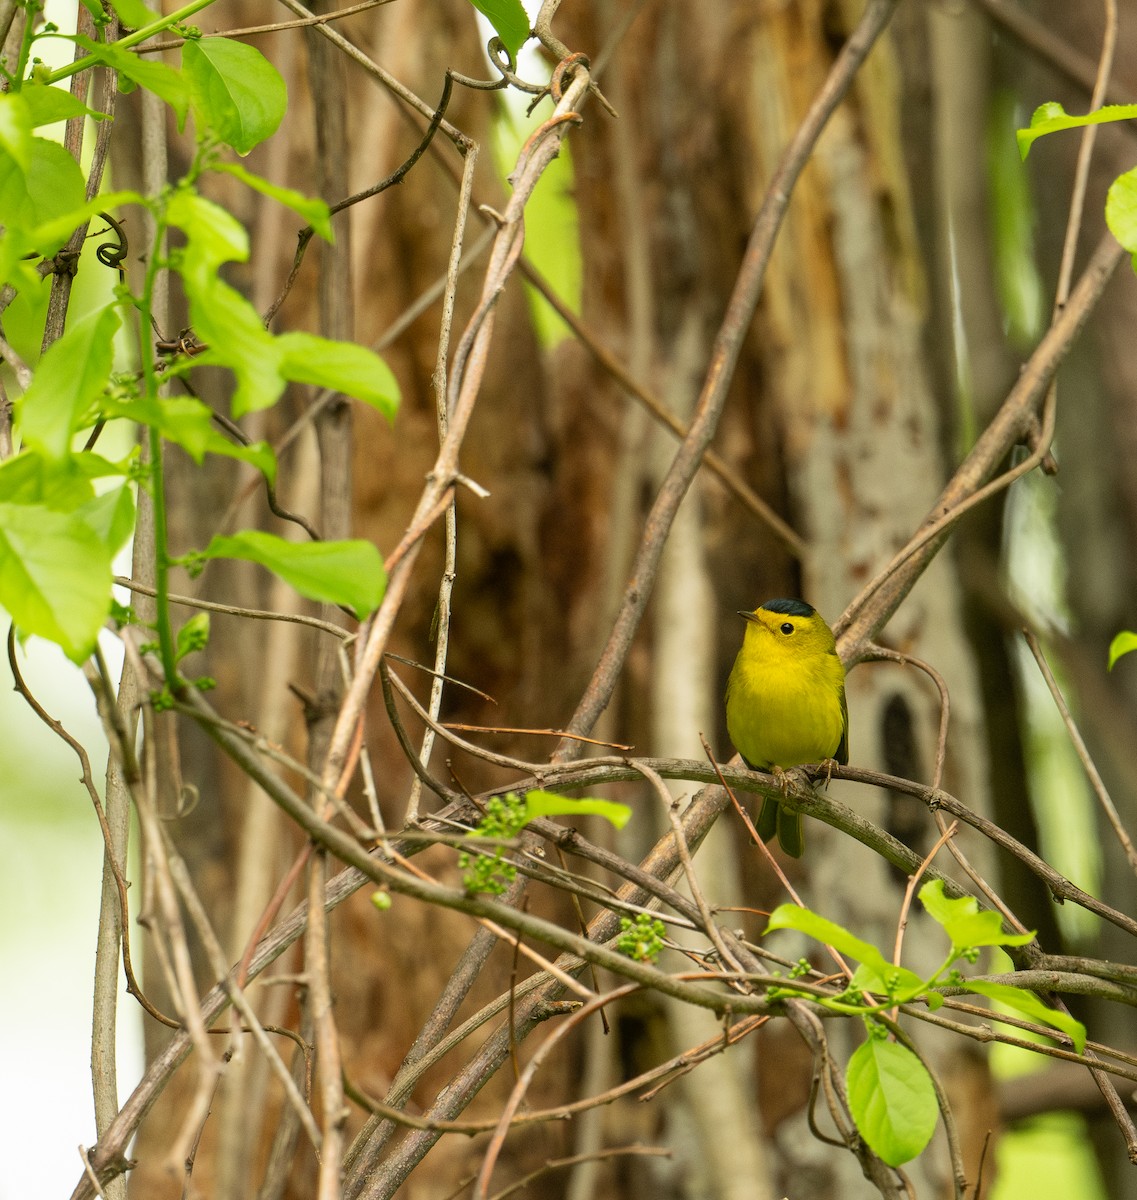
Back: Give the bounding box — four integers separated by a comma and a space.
780, 622, 794, 635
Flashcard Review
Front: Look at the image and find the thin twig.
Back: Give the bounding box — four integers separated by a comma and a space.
1024, 630, 1137, 875
406, 129, 479, 823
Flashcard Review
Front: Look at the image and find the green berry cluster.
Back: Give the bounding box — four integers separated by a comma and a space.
616, 913, 666, 964
458, 793, 527, 896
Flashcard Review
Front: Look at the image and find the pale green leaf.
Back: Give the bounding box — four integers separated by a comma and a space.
964, 980, 1086, 1054
75, 37, 189, 127
847, 1038, 938, 1166
848, 961, 930, 1006
522, 789, 632, 830
175, 611, 210, 662
76, 486, 135, 555
0, 138, 86, 254
918, 880, 1035, 951
0, 450, 95, 509
184, 38, 287, 154
0, 92, 32, 169
1018, 101, 1137, 160
17, 306, 121, 461
167, 189, 248, 270
106, 0, 159, 29
213, 161, 332, 239
1106, 168, 1137, 255
198, 530, 386, 618
166, 191, 285, 416
767, 905, 892, 976
467, 0, 530, 58
105, 394, 276, 481
0, 501, 111, 661
1108, 630, 1137, 670
21, 83, 103, 128
276, 331, 400, 420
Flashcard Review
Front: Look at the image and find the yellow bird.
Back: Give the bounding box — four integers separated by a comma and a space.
725, 599, 848, 857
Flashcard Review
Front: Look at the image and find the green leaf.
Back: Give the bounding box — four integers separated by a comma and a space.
0, 92, 32, 169
0, 138, 86, 253
1017, 101, 1137, 160
105, 0, 159, 29
1108, 630, 1137, 670
16, 305, 121, 461
767, 905, 893, 976
197, 530, 386, 618
0, 501, 111, 661
189, 294, 285, 417
212, 161, 333, 240
175, 611, 210, 662
167, 187, 248, 269
166, 190, 286, 416
276, 332, 400, 421
21, 83, 104, 129
918, 880, 1035, 952
468, 0, 530, 58
847, 1037, 939, 1166
522, 789, 632, 830
183, 38, 287, 155
963, 980, 1086, 1054
848, 960, 930, 1006
77, 486, 135, 556
1106, 168, 1137, 256
14, 189, 144, 263
0, 450, 96, 508
75, 37, 189, 128
107, 394, 276, 481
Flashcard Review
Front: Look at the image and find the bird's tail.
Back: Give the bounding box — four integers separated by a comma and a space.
757, 797, 804, 858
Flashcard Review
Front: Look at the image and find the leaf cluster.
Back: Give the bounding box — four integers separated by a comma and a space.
766, 880, 1083, 1166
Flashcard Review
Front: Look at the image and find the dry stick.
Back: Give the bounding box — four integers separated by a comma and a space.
1053, 0, 1116, 308
90, 655, 223, 1179
1025, 631, 1137, 874
516, 257, 806, 558
890, 821, 959, 1014
142, 0, 394, 51
835, 229, 1124, 661
496, 754, 1137, 937
349, 1010, 764, 1136
318, 63, 594, 804
634, 761, 747, 977
862, 646, 1025, 931
114, 575, 352, 639
839, 2, 1124, 648
406, 136, 480, 824
556, 0, 902, 759
38, 5, 97, 352
163, 843, 323, 1152
787, 1004, 904, 1200
342, 878, 533, 1176
474, 986, 640, 1200
487, 1146, 671, 1200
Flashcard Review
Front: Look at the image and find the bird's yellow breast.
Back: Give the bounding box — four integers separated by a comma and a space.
725, 630, 846, 770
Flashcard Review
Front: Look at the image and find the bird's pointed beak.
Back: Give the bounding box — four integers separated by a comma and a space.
737, 609, 761, 624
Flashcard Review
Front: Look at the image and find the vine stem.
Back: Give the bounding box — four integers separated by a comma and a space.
44, 0, 219, 84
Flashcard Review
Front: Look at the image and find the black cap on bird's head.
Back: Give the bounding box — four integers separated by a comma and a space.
736, 598, 816, 622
